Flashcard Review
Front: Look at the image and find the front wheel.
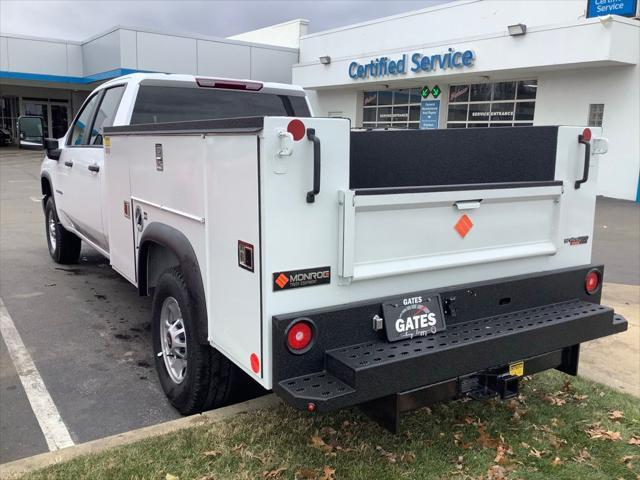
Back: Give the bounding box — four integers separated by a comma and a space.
152, 267, 256, 415
45, 196, 81, 264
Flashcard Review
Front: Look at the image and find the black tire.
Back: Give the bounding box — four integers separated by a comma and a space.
45, 196, 81, 264
152, 267, 257, 415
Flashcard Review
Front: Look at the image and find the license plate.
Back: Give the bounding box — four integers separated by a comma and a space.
382, 293, 446, 342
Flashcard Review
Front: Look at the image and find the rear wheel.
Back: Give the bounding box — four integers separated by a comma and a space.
152, 267, 258, 414
45, 196, 81, 264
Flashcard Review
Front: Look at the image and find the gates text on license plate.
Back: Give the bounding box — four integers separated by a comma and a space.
382, 294, 446, 342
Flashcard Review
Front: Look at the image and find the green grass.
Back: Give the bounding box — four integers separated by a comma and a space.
22, 371, 640, 480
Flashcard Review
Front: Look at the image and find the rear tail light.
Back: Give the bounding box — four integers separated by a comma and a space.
581, 128, 592, 142
195, 77, 263, 91
286, 319, 314, 353
585, 269, 601, 295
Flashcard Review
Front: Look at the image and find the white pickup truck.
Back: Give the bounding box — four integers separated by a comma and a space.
40, 73, 627, 432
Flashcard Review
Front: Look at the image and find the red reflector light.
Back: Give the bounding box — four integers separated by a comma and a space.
585, 270, 601, 294
287, 320, 313, 352
250, 353, 260, 373
582, 128, 592, 142
287, 119, 306, 141
196, 77, 263, 91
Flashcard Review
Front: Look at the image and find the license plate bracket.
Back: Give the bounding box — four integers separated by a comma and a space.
382, 293, 446, 342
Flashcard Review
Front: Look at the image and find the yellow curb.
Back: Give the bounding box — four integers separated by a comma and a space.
0, 394, 280, 479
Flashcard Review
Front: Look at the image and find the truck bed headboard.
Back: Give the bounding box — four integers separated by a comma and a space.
349, 126, 559, 190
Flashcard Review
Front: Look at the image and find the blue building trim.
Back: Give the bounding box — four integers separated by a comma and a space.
0, 68, 144, 84
636, 175, 640, 202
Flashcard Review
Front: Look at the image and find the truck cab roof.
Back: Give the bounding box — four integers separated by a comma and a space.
98, 72, 307, 97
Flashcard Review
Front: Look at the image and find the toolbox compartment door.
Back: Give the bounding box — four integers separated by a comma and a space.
339, 183, 563, 281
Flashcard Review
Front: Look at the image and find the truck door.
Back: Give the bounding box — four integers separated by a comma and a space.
58, 85, 125, 252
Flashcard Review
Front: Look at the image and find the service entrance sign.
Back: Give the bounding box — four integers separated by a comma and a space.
419, 100, 440, 129
586, 0, 638, 17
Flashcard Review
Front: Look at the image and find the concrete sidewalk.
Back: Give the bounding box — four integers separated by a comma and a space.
580, 282, 640, 397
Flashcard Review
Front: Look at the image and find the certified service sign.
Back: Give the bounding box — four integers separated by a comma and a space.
587, 0, 638, 17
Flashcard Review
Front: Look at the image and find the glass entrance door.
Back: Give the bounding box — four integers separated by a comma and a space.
50, 103, 69, 138
21, 100, 70, 139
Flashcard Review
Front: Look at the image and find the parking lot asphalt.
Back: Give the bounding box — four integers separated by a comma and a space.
0, 149, 180, 463
1, 148, 639, 464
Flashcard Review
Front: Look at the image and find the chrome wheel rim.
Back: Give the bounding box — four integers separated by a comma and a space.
47, 211, 57, 252
160, 296, 187, 384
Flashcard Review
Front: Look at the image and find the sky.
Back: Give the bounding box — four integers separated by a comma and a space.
0, 0, 451, 42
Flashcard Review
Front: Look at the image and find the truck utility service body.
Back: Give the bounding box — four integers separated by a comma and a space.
40, 73, 626, 431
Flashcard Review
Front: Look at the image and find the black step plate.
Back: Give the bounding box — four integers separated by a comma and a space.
325, 300, 625, 395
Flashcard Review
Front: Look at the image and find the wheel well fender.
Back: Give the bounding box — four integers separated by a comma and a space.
41, 174, 52, 211
138, 222, 208, 344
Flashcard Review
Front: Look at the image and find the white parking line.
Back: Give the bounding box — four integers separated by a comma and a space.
0, 298, 74, 451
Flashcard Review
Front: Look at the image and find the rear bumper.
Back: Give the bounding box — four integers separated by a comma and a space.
272, 266, 627, 411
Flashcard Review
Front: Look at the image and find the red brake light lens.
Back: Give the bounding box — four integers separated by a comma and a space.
585, 270, 601, 294
287, 320, 313, 352
582, 128, 592, 142
195, 77, 263, 91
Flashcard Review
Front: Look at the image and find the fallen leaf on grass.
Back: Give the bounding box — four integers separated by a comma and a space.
376, 445, 397, 464
486, 465, 508, 480
628, 436, 640, 446
455, 455, 464, 471
494, 445, 508, 464
547, 433, 567, 450
310, 436, 333, 454
232, 443, 247, 452
573, 448, 592, 463
202, 450, 222, 457
263, 466, 288, 478
586, 424, 622, 441
529, 447, 545, 458
608, 410, 625, 421
552, 456, 563, 466
400, 452, 416, 464
477, 426, 500, 449
295, 468, 317, 480
166, 475, 179, 480
622, 455, 637, 470
544, 394, 566, 406
319, 466, 336, 480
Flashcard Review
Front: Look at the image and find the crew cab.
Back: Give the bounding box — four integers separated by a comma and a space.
40, 73, 627, 432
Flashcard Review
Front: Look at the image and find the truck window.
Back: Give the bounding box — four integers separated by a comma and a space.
130, 85, 311, 124
89, 85, 126, 145
67, 93, 100, 146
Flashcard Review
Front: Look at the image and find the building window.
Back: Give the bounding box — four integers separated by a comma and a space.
362, 89, 422, 129
446, 80, 537, 128
588, 104, 604, 127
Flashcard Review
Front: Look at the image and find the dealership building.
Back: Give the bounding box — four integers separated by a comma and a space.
1, 0, 639, 200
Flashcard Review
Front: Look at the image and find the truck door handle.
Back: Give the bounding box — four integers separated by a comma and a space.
64, 161, 73, 167
306, 128, 321, 203
88, 164, 100, 173
575, 132, 591, 189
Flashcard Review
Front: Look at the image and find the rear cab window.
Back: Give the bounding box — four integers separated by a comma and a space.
130, 85, 310, 125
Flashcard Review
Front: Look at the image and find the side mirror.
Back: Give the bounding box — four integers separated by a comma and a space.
44, 138, 61, 161
17, 116, 45, 150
